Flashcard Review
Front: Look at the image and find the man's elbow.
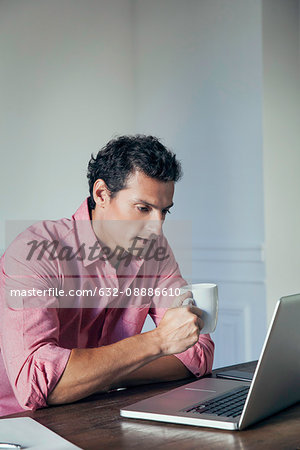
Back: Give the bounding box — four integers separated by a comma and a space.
12, 363, 49, 411
14, 386, 47, 411
47, 382, 74, 405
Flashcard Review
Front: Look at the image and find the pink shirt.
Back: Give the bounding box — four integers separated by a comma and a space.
0, 199, 214, 416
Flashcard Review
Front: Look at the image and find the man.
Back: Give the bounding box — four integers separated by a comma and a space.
0, 135, 214, 415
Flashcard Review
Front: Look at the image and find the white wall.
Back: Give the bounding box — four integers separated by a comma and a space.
133, 0, 265, 250
133, 0, 266, 367
262, 0, 300, 322
0, 0, 135, 252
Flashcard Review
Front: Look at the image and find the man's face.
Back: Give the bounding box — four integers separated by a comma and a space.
93, 170, 174, 260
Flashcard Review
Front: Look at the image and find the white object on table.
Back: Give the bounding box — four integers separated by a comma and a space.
0, 417, 81, 449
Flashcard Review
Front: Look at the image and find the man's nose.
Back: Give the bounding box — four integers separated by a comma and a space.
146, 219, 163, 238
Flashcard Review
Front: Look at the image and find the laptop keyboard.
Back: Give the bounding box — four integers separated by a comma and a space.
184, 385, 250, 418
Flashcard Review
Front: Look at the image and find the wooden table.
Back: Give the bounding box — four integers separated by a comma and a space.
3, 361, 300, 449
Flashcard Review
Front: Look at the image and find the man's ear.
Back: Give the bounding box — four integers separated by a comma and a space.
92, 179, 111, 208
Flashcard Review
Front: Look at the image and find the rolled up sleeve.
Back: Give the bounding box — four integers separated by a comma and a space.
148, 234, 215, 377
0, 245, 71, 411
1, 306, 71, 410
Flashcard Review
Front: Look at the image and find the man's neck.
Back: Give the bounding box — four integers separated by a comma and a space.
90, 205, 122, 271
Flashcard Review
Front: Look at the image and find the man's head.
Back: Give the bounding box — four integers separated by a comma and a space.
87, 135, 182, 209
87, 135, 182, 263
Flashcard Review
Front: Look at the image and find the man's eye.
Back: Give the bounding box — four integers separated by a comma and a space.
137, 207, 171, 215
137, 206, 149, 213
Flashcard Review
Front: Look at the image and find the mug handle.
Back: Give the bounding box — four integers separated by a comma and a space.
182, 297, 195, 306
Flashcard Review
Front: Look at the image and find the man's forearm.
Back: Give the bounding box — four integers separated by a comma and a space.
110, 355, 193, 390
48, 329, 162, 405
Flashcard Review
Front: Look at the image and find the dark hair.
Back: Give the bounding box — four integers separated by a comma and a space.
87, 135, 183, 209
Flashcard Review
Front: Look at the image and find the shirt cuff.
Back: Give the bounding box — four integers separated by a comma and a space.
173, 335, 214, 378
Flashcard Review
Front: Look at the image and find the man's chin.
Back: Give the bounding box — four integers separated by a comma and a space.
127, 238, 152, 257
128, 247, 147, 259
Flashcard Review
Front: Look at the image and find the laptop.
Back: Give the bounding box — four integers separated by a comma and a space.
120, 294, 300, 430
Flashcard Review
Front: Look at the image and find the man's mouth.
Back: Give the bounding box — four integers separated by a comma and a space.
136, 237, 149, 244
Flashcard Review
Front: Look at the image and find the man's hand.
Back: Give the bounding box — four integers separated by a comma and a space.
154, 291, 204, 355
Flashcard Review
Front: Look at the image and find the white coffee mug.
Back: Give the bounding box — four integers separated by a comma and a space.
180, 283, 219, 334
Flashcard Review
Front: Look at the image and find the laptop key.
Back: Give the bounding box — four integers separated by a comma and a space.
226, 407, 244, 417
232, 412, 243, 418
